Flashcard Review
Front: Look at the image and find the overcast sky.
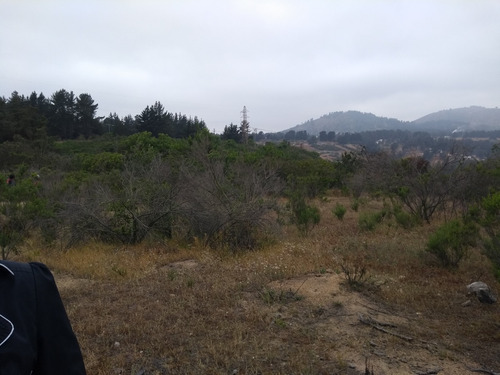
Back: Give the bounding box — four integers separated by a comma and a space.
2, 1, 500, 133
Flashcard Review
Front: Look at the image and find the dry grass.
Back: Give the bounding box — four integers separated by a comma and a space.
16, 192, 500, 374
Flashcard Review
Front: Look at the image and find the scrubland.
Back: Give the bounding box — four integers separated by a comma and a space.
18, 193, 500, 375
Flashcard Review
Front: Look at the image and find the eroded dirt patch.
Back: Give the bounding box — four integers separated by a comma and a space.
266, 272, 488, 375
158, 259, 199, 273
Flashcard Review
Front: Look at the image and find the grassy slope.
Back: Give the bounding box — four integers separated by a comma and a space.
18, 193, 500, 374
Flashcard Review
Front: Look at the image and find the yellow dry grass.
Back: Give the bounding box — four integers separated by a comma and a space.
15, 192, 500, 374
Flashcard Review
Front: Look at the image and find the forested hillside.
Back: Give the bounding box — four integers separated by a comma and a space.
414, 106, 500, 131
284, 106, 500, 136
287, 110, 407, 134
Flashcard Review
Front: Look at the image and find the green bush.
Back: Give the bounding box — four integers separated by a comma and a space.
479, 192, 500, 279
358, 211, 385, 231
350, 199, 359, 212
426, 219, 478, 268
78, 152, 124, 173
333, 203, 347, 220
289, 194, 320, 235
393, 205, 418, 229
0, 175, 52, 259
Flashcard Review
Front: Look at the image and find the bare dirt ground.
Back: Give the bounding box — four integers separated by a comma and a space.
54, 257, 500, 375
266, 272, 482, 375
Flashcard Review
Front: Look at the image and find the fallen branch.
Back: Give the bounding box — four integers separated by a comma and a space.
358, 302, 396, 316
359, 313, 398, 328
466, 367, 500, 375
359, 314, 413, 342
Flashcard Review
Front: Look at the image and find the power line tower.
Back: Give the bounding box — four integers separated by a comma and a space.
240, 106, 249, 144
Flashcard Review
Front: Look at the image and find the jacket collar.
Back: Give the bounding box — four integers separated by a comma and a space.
0, 315, 14, 347
0, 262, 14, 276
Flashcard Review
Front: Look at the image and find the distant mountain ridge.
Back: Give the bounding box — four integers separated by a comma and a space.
283, 106, 500, 135
413, 106, 500, 132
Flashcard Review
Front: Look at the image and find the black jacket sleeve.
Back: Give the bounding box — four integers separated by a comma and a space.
30, 262, 87, 375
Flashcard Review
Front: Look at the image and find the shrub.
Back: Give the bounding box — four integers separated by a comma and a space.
289, 194, 320, 236
260, 288, 302, 304
340, 253, 370, 290
0, 174, 52, 259
426, 219, 478, 268
350, 198, 359, 212
358, 211, 385, 231
393, 205, 418, 229
333, 203, 347, 220
479, 191, 500, 279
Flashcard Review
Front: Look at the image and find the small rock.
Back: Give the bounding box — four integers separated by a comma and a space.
467, 281, 497, 304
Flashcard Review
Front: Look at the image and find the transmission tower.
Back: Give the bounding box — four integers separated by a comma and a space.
240, 106, 249, 144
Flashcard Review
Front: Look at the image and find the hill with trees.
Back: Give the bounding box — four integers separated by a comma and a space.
285, 110, 408, 135
281, 106, 500, 136
413, 106, 500, 133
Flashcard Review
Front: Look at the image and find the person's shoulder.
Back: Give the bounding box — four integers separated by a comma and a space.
27, 262, 51, 272
0, 261, 52, 278
0, 260, 31, 275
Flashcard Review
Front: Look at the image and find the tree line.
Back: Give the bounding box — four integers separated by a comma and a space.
0, 90, 206, 142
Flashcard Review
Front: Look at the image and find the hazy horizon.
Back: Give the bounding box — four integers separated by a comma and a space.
2, 1, 499, 133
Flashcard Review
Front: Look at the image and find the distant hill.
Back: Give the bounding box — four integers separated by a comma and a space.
284, 111, 407, 135
412, 106, 500, 133
282, 106, 500, 136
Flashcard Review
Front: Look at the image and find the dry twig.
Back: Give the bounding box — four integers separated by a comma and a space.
359, 314, 413, 342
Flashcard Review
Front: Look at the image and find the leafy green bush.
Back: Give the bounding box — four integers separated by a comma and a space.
0, 174, 52, 258
426, 219, 478, 268
333, 203, 347, 220
350, 199, 359, 212
358, 211, 385, 231
78, 152, 124, 173
393, 205, 418, 229
289, 194, 320, 235
479, 191, 500, 279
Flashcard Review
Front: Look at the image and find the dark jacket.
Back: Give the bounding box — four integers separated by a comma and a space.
0, 260, 86, 374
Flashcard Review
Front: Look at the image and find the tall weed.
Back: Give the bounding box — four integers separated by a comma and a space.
426, 219, 478, 267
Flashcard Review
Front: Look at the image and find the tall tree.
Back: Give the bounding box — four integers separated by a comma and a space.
48, 89, 76, 139
1, 91, 46, 142
75, 93, 100, 138
221, 123, 241, 142
135, 101, 169, 137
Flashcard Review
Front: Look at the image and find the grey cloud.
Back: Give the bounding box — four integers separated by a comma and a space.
1, 0, 499, 133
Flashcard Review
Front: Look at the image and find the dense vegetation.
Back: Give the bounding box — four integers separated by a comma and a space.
2, 89, 500, 280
